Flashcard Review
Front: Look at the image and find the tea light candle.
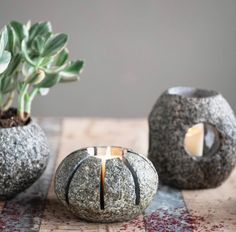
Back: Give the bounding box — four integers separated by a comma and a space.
54, 146, 158, 222
96, 146, 123, 209
184, 123, 204, 157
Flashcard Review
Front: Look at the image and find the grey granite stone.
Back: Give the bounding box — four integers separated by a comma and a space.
54, 146, 158, 222
54, 149, 89, 206
148, 86, 236, 189
0, 120, 50, 199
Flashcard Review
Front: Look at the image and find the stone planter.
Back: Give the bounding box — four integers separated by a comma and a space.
148, 86, 236, 189
54, 146, 158, 222
0, 119, 50, 199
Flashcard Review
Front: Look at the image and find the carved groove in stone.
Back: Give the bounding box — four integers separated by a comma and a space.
123, 157, 140, 205
65, 156, 90, 205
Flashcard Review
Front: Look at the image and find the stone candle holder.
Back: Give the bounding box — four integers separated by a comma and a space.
149, 86, 236, 189
54, 146, 158, 222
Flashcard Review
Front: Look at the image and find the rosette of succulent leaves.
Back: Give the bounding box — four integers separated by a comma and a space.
0, 21, 84, 125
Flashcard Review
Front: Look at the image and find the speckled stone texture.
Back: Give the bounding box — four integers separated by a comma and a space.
54, 147, 158, 222
148, 86, 236, 189
0, 120, 50, 199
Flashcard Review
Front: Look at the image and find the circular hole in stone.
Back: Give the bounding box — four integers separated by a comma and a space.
184, 123, 220, 158
168, 87, 218, 98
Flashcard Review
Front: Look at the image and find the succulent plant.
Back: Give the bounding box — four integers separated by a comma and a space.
0, 21, 84, 123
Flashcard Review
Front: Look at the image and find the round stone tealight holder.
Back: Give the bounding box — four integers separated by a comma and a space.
149, 86, 236, 189
54, 146, 158, 222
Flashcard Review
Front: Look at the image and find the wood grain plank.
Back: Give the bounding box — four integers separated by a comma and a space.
183, 168, 236, 232
0, 118, 62, 232
39, 118, 147, 232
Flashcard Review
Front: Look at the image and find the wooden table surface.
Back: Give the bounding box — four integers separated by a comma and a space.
0, 118, 235, 232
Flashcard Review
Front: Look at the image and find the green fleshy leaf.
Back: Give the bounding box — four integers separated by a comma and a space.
0, 70, 18, 94
21, 39, 36, 66
43, 62, 68, 74
0, 51, 11, 74
17, 82, 24, 92
38, 56, 53, 67
59, 75, 79, 82
32, 36, 46, 55
65, 60, 84, 74
26, 20, 31, 30
4, 53, 21, 76
29, 22, 52, 44
59, 60, 84, 82
25, 73, 39, 84
35, 72, 61, 88
1, 75, 12, 93
42, 33, 68, 57
6, 26, 16, 53
55, 49, 68, 66
0, 26, 8, 56
3, 82, 17, 94
10, 21, 28, 43
22, 62, 34, 77
25, 70, 45, 85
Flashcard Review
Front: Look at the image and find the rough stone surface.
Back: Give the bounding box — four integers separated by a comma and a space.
54, 147, 158, 222
148, 86, 236, 189
0, 120, 50, 199
54, 149, 89, 206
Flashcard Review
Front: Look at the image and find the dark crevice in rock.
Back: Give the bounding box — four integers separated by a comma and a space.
99, 160, 106, 210
94, 146, 98, 156
65, 156, 90, 205
123, 157, 140, 205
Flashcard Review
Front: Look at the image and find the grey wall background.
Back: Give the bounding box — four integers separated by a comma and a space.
1, 0, 236, 117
